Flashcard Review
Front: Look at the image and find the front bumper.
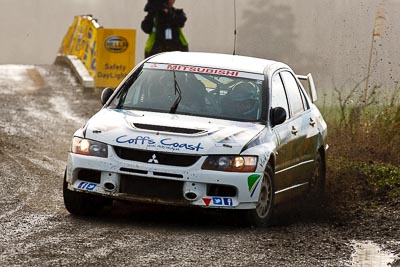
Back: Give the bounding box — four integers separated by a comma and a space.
66, 146, 263, 210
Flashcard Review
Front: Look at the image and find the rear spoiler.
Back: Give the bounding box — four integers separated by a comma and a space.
296, 73, 317, 103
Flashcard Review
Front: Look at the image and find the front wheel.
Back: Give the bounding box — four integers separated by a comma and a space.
63, 171, 109, 216
245, 164, 275, 226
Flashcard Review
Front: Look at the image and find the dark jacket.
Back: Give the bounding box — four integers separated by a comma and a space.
141, 7, 188, 58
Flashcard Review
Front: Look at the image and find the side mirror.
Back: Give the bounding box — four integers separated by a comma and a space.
271, 107, 286, 126
101, 87, 114, 105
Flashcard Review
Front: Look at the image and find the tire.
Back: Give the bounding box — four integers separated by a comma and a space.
63, 170, 108, 216
245, 164, 275, 227
307, 151, 326, 203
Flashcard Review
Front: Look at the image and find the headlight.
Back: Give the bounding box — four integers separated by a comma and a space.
201, 155, 257, 172
71, 137, 108, 158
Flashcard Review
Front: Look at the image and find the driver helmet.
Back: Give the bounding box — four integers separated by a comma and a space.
228, 83, 259, 117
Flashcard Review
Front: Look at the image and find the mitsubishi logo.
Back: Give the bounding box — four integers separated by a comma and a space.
148, 154, 159, 164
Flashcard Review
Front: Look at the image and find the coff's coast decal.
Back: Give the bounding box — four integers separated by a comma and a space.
116, 135, 204, 152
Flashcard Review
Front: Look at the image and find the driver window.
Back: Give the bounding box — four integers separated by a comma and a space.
271, 74, 289, 120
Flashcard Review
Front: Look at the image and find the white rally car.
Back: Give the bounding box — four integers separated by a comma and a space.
63, 52, 328, 226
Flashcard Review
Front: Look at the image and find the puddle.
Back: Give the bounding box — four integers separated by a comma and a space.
351, 240, 396, 267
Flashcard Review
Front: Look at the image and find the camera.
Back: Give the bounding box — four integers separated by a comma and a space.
144, 0, 168, 13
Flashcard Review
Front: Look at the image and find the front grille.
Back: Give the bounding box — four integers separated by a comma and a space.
113, 146, 201, 167
120, 174, 184, 201
120, 167, 148, 175
153, 172, 183, 179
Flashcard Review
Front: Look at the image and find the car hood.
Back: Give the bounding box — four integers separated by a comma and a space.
82, 109, 265, 155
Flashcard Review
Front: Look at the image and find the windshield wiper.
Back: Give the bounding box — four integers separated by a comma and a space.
116, 92, 125, 109
169, 71, 182, 114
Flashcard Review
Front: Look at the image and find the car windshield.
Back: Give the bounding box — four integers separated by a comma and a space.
110, 65, 264, 122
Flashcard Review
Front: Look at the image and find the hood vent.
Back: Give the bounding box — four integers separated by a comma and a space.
133, 123, 206, 135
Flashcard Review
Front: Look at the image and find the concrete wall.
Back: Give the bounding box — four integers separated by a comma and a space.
1, 0, 399, 94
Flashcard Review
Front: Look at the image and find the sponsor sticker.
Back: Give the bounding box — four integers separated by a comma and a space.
258, 154, 267, 168
202, 197, 233, 207
212, 197, 223, 205
116, 135, 204, 152
144, 63, 265, 80
223, 198, 233, 206
248, 174, 261, 197
212, 197, 233, 206
202, 198, 211, 206
104, 36, 129, 53
77, 182, 97, 191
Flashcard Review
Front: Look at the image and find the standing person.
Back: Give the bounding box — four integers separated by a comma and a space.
141, 0, 188, 58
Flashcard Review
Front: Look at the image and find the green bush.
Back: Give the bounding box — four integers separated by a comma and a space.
320, 87, 400, 205
354, 162, 400, 201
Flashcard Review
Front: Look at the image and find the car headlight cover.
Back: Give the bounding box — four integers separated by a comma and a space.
72, 137, 108, 158
202, 155, 257, 172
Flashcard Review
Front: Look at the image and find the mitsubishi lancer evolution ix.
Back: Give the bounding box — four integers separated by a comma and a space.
63, 52, 328, 226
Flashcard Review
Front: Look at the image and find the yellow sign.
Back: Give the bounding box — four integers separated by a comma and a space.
95, 28, 136, 88
58, 15, 136, 88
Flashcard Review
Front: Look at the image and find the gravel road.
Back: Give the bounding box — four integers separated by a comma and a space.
0, 64, 398, 266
